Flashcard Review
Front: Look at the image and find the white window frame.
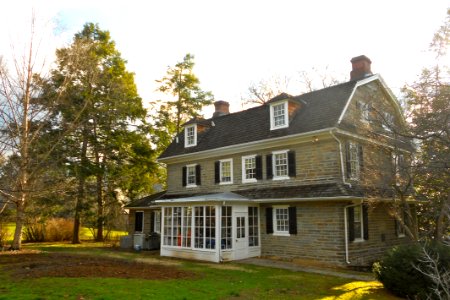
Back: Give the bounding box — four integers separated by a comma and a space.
219, 159, 233, 185
273, 205, 290, 236
272, 150, 290, 180
270, 101, 289, 130
184, 124, 197, 147
348, 143, 360, 180
242, 155, 257, 183
186, 164, 197, 188
353, 205, 364, 242
154, 210, 161, 234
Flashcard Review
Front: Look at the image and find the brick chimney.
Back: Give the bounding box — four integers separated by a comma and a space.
213, 100, 230, 118
350, 55, 372, 81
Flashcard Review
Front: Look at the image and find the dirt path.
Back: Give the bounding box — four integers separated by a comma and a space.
0, 250, 194, 280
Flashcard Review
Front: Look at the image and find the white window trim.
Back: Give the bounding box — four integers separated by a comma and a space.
272, 150, 290, 180
242, 155, 257, 183
186, 164, 197, 188
270, 101, 289, 130
219, 158, 233, 185
353, 204, 364, 242
184, 124, 197, 147
273, 205, 290, 236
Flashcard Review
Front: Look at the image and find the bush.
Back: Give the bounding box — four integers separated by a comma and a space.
24, 218, 73, 242
373, 242, 450, 299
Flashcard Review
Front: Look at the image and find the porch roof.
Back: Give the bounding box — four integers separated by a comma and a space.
155, 192, 250, 204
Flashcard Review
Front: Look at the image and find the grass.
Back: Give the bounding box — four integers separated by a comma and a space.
0, 242, 401, 300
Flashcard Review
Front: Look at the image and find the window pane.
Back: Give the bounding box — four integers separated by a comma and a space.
275, 208, 289, 232
248, 207, 259, 246
244, 157, 256, 180
221, 206, 232, 249
221, 161, 231, 182
187, 166, 196, 185
354, 205, 362, 239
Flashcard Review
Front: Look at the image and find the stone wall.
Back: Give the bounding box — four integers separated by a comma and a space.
259, 201, 411, 267
166, 138, 341, 194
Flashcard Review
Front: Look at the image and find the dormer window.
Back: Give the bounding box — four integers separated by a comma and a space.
184, 124, 197, 147
270, 101, 289, 130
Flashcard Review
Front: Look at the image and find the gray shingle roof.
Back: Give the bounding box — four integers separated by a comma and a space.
159, 80, 359, 159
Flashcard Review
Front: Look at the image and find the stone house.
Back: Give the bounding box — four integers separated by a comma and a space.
125, 55, 414, 267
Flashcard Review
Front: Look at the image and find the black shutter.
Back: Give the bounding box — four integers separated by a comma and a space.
345, 142, 351, 179
182, 166, 187, 187
363, 204, 369, 240
150, 211, 155, 233
358, 145, 364, 173
288, 206, 297, 235
347, 206, 355, 242
266, 154, 273, 180
195, 164, 201, 185
288, 151, 296, 177
214, 161, 220, 184
255, 155, 263, 180
134, 211, 143, 232
266, 207, 273, 234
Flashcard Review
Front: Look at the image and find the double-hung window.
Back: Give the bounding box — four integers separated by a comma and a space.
242, 155, 256, 183
359, 102, 371, 123
184, 124, 197, 147
186, 164, 197, 187
346, 142, 362, 180
216, 159, 233, 184
382, 112, 394, 132
270, 101, 289, 130
273, 150, 289, 179
347, 204, 369, 242
273, 206, 289, 235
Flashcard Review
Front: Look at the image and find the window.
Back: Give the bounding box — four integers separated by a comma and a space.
382, 112, 394, 132
194, 206, 216, 250
134, 211, 144, 232
353, 205, 363, 240
154, 211, 161, 233
163, 207, 192, 248
215, 159, 233, 184
270, 101, 289, 130
346, 142, 362, 180
347, 204, 369, 242
242, 155, 262, 183
359, 102, 371, 123
236, 216, 245, 238
184, 164, 198, 187
273, 206, 289, 235
273, 151, 288, 179
248, 207, 259, 247
221, 206, 232, 249
220, 159, 233, 184
266, 206, 296, 235
184, 124, 197, 147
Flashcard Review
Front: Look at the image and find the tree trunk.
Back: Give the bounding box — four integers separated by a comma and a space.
11, 196, 25, 250
435, 195, 450, 242
95, 172, 104, 242
72, 129, 88, 244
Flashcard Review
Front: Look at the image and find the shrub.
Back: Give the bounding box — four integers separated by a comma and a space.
24, 218, 73, 242
373, 242, 450, 299
45, 218, 73, 242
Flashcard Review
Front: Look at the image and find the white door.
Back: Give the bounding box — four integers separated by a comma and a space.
234, 212, 248, 259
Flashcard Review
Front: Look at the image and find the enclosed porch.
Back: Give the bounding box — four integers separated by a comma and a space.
156, 193, 261, 262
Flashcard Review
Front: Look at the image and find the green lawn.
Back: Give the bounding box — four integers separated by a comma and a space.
0, 242, 401, 300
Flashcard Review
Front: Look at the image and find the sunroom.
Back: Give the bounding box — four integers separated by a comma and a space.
156, 192, 260, 262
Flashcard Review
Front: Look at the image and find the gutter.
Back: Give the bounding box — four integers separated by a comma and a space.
329, 130, 352, 188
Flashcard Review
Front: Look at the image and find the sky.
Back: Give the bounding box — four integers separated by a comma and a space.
1, 1, 448, 116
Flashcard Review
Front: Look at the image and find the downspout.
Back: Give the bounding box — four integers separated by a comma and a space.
330, 130, 352, 188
